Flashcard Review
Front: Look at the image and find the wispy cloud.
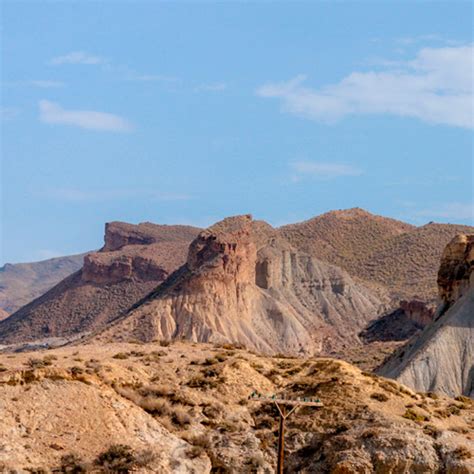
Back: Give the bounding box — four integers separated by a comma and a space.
290, 161, 363, 181
1, 107, 21, 121
194, 82, 227, 92
257, 44, 474, 129
39, 100, 133, 132
412, 202, 474, 222
4, 80, 65, 88
126, 73, 180, 83
41, 188, 191, 202
50, 51, 105, 65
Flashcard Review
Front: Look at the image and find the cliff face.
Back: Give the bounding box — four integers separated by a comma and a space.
380, 234, 474, 398
98, 215, 383, 355
437, 234, 474, 305
0, 223, 201, 344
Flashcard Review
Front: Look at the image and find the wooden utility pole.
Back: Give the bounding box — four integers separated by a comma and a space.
249, 392, 323, 473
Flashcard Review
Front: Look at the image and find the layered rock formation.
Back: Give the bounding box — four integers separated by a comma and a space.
380, 234, 474, 398
0, 223, 200, 344
98, 215, 383, 355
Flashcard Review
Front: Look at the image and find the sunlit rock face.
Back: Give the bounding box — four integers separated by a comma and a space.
98, 215, 383, 356
380, 234, 474, 398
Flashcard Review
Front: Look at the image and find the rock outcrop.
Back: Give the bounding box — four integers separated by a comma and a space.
0, 223, 201, 344
380, 234, 474, 398
360, 300, 434, 343
98, 215, 383, 355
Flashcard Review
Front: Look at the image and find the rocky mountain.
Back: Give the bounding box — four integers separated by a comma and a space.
281, 208, 474, 302
0, 341, 472, 472
0, 254, 85, 315
0, 222, 200, 345
380, 234, 474, 398
96, 215, 383, 355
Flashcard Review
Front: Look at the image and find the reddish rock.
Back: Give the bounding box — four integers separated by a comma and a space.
437, 234, 474, 306
399, 300, 434, 327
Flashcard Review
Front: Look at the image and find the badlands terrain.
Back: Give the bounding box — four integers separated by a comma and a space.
0, 209, 472, 472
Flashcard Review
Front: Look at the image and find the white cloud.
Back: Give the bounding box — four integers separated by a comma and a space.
257, 44, 474, 129
290, 161, 363, 181
39, 100, 133, 132
50, 51, 104, 65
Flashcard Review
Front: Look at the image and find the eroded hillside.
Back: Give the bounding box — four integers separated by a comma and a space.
0, 342, 472, 473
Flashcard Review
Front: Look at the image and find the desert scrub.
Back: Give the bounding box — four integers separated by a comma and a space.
112, 352, 129, 360
171, 406, 192, 427
0, 364, 7, 373
25, 357, 53, 369
370, 392, 389, 402
402, 408, 429, 422
57, 453, 87, 473
451, 445, 472, 460
94, 444, 154, 471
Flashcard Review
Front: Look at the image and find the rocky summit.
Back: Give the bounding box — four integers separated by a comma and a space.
96, 215, 383, 355
380, 234, 474, 398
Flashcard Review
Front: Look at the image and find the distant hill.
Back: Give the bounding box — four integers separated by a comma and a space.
0, 254, 85, 315
280, 208, 473, 302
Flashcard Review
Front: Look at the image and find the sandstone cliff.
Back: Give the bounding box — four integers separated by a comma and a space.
98, 215, 383, 355
380, 234, 474, 398
0, 223, 200, 344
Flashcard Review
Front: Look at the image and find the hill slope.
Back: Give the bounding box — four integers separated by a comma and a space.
0, 254, 85, 315
380, 234, 474, 397
0, 222, 201, 344
0, 341, 472, 472
280, 209, 473, 301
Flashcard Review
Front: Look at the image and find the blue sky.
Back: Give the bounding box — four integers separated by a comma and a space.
1, 1, 473, 264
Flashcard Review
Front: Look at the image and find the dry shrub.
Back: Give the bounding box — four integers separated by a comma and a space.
370, 392, 389, 402
26, 358, 52, 369
171, 406, 192, 427
94, 444, 154, 472
140, 397, 172, 416
112, 352, 129, 360
402, 409, 429, 422
452, 446, 472, 460
57, 453, 87, 473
